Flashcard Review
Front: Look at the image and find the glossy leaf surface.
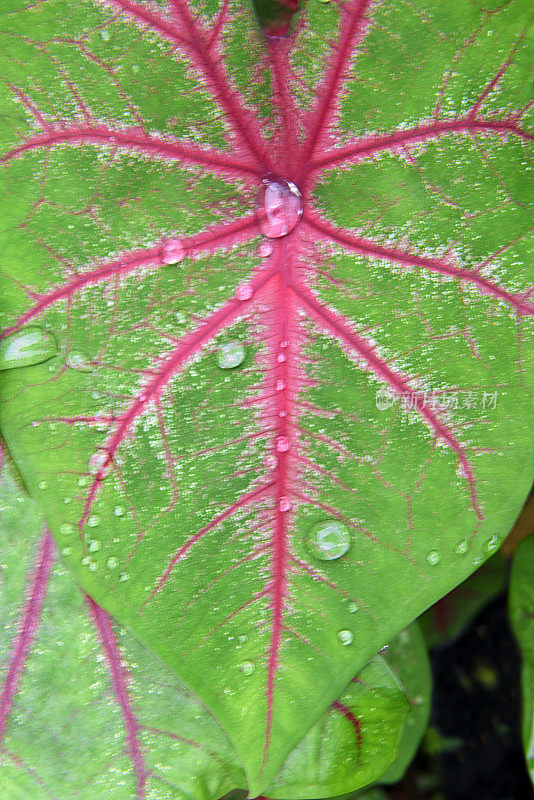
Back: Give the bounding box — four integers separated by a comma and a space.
509, 534, 534, 785
0, 0, 533, 790
0, 458, 412, 799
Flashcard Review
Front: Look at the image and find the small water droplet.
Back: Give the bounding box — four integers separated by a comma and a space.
348, 602, 359, 613
162, 238, 185, 264
217, 341, 245, 369
280, 340, 288, 349
305, 519, 351, 561
88, 539, 101, 552
63, 496, 71, 504
106, 556, 118, 569
236, 283, 253, 301
81, 556, 91, 566
88, 450, 109, 474
100, 28, 111, 41
258, 242, 272, 258
59, 523, 74, 536
276, 436, 290, 452
61, 547, 72, 556
337, 629, 353, 646
78, 476, 89, 487
66, 350, 92, 372
87, 515, 100, 528
259, 176, 302, 238
484, 535, 501, 554
265, 455, 277, 469
0, 326, 58, 371
279, 496, 291, 512
238, 634, 247, 644
454, 538, 469, 555
113, 505, 125, 517
426, 550, 442, 565
118, 572, 129, 582
276, 353, 286, 363
239, 661, 255, 676
38, 480, 47, 490
275, 379, 286, 391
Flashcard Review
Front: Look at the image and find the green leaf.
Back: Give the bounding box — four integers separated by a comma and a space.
0, 458, 414, 799
509, 534, 534, 786
378, 623, 431, 784
0, 0, 533, 790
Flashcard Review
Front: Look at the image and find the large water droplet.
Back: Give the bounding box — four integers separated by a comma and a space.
239, 661, 255, 676
278, 496, 291, 512
87, 515, 100, 528
88, 539, 101, 552
162, 238, 185, 264
217, 342, 245, 369
483, 535, 501, 554
113, 505, 125, 517
337, 629, 353, 646
0, 326, 58, 371
426, 550, 442, 566
259, 177, 302, 238
305, 519, 351, 561
348, 602, 359, 613
106, 556, 118, 570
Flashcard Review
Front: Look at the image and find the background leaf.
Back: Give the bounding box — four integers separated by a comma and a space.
509, 534, 534, 786
0, 0, 532, 789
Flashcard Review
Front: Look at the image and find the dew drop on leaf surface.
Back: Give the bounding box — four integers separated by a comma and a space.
337, 630, 354, 646
0, 326, 58, 370
426, 550, 442, 565
162, 238, 186, 264
305, 520, 351, 561
216, 342, 246, 369
239, 661, 255, 676
259, 176, 303, 239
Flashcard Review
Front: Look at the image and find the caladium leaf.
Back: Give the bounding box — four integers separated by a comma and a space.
0, 0, 533, 790
0, 457, 412, 799
509, 534, 534, 786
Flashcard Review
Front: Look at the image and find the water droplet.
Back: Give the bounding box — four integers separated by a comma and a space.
258, 242, 272, 258
276, 353, 286, 363
162, 238, 185, 264
106, 556, 118, 570
100, 28, 111, 41
81, 556, 91, 566
484, 535, 501, 554
59, 523, 74, 536
279, 496, 291, 512
0, 326, 58, 371
454, 538, 470, 555
61, 547, 72, 556
113, 505, 125, 517
238, 634, 247, 644
337, 629, 353, 646
38, 480, 47, 490
66, 350, 92, 372
63, 496, 71, 505
276, 436, 289, 452
87, 515, 100, 528
278, 410, 287, 418
236, 283, 253, 301
305, 520, 351, 561
265, 455, 277, 469
239, 661, 255, 676
348, 602, 359, 613
275, 379, 286, 391
426, 550, 442, 566
217, 341, 245, 369
280, 340, 288, 349
88, 450, 109, 474
259, 176, 302, 238
88, 539, 101, 552
118, 572, 129, 582
78, 476, 89, 487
